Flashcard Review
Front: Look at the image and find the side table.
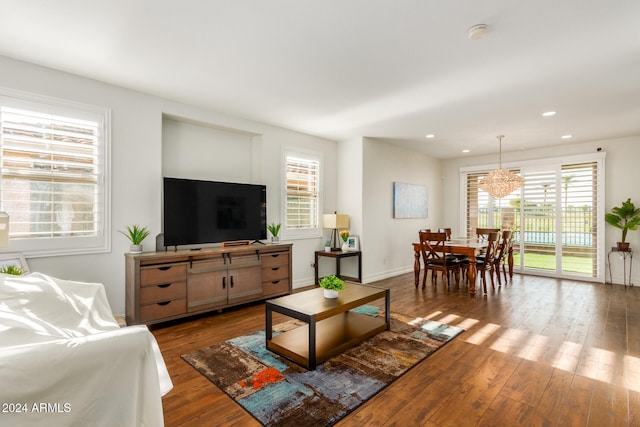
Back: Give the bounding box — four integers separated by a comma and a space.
607, 247, 633, 287
314, 250, 362, 284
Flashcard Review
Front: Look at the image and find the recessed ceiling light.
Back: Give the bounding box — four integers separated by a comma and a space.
542, 111, 556, 117
425, 134, 435, 139
462, 149, 470, 153
561, 134, 572, 139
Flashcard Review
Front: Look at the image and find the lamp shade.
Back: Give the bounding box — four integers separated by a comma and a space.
322, 214, 349, 229
0, 212, 9, 248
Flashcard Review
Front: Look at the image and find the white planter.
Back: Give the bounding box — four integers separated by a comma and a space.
130, 244, 143, 253
323, 289, 339, 299
324, 246, 331, 252
271, 236, 279, 243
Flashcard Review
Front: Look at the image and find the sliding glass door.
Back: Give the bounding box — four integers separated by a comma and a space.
463, 154, 604, 282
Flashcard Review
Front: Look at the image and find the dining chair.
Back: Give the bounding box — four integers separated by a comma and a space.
418, 231, 461, 289
475, 231, 500, 294
476, 227, 501, 240
492, 230, 513, 286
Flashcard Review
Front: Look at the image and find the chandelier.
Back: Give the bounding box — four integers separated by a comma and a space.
478, 135, 524, 198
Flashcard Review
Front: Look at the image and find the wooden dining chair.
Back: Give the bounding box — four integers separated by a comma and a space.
475, 231, 500, 294
418, 231, 461, 289
476, 227, 500, 240
492, 230, 513, 287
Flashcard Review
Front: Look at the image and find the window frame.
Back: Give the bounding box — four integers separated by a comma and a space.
280, 148, 323, 240
0, 87, 111, 257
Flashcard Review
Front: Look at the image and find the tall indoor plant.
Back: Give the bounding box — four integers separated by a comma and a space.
605, 198, 640, 250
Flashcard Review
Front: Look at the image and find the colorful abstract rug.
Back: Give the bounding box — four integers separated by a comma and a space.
181, 306, 464, 426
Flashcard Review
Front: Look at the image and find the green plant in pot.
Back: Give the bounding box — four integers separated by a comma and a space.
0, 265, 23, 275
605, 198, 640, 251
318, 274, 344, 299
267, 223, 281, 242
120, 225, 151, 253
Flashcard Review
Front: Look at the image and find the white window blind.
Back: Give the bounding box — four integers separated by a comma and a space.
0, 91, 110, 257
285, 155, 320, 230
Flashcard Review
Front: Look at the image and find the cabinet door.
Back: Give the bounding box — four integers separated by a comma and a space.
227, 254, 263, 305
187, 259, 227, 312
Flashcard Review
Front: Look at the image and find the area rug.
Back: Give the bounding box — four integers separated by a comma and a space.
181, 306, 464, 426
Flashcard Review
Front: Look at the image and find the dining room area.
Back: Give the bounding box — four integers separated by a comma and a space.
413, 227, 515, 297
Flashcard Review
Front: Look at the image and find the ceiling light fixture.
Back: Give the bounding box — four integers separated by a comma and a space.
462, 149, 470, 153
542, 111, 556, 117
425, 134, 435, 139
468, 24, 488, 40
561, 134, 572, 139
478, 135, 524, 198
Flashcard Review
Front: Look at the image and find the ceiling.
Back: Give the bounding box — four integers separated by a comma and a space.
1, 1, 639, 159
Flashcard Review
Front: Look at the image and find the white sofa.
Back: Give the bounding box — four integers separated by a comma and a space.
0, 272, 173, 427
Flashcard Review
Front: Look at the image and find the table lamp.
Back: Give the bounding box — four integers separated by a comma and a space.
0, 212, 9, 248
322, 213, 349, 251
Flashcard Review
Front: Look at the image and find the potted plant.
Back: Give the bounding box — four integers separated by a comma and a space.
267, 223, 281, 242
119, 225, 151, 253
324, 238, 332, 252
605, 198, 640, 251
318, 274, 344, 298
0, 265, 23, 275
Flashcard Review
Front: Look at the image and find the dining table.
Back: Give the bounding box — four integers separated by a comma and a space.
412, 237, 488, 297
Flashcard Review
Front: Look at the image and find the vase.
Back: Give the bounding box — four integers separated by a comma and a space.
323, 289, 339, 299
342, 241, 348, 251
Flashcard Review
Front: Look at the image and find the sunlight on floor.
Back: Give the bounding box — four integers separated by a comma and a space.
423, 310, 640, 393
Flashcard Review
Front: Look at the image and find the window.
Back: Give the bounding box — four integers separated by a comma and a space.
282, 151, 322, 238
0, 90, 110, 257
462, 153, 604, 282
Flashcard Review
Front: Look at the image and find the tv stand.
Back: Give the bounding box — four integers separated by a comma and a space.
125, 243, 292, 325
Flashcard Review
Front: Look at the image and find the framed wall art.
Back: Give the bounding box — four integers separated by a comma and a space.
0, 252, 30, 275
393, 182, 428, 219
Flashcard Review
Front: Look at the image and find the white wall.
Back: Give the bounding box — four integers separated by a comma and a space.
361, 138, 443, 282
0, 55, 338, 315
441, 136, 640, 284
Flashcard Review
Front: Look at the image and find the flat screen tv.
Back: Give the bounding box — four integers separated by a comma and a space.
163, 177, 267, 247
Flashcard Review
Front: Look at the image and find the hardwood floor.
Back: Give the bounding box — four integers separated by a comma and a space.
152, 273, 640, 426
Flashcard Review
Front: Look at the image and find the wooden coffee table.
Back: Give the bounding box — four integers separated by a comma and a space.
265, 282, 390, 370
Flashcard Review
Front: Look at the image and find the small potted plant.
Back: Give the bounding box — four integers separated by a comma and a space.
605, 198, 640, 251
324, 238, 332, 252
318, 274, 344, 298
119, 225, 151, 253
0, 265, 23, 275
267, 222, 281, 242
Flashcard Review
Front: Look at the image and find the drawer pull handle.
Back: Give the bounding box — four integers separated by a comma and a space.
157, 301, 171, 306
157, 283, 171, 288
271, 267, 279, 271
271, 254, 279, 258
271, 280, 280, 284
158, 266, 171, 271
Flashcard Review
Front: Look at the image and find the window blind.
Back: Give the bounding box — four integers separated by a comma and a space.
0, 91, 109, 257
285, 155, 319, 229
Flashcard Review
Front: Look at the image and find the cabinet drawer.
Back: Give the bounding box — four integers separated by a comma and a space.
262, 252, 289, 268
262, 278, 290, 296
140, 264, 187, 286
140, 281, 186, 304
262, 265, 289, 282
141, 298, 186, 322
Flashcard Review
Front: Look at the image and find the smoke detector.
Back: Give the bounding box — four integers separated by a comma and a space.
468, 24, 488, 40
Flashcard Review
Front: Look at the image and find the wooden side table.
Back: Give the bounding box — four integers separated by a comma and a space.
314, 250, 362, 284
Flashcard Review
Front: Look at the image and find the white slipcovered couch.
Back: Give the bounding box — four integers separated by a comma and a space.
0, 272, 173, 426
